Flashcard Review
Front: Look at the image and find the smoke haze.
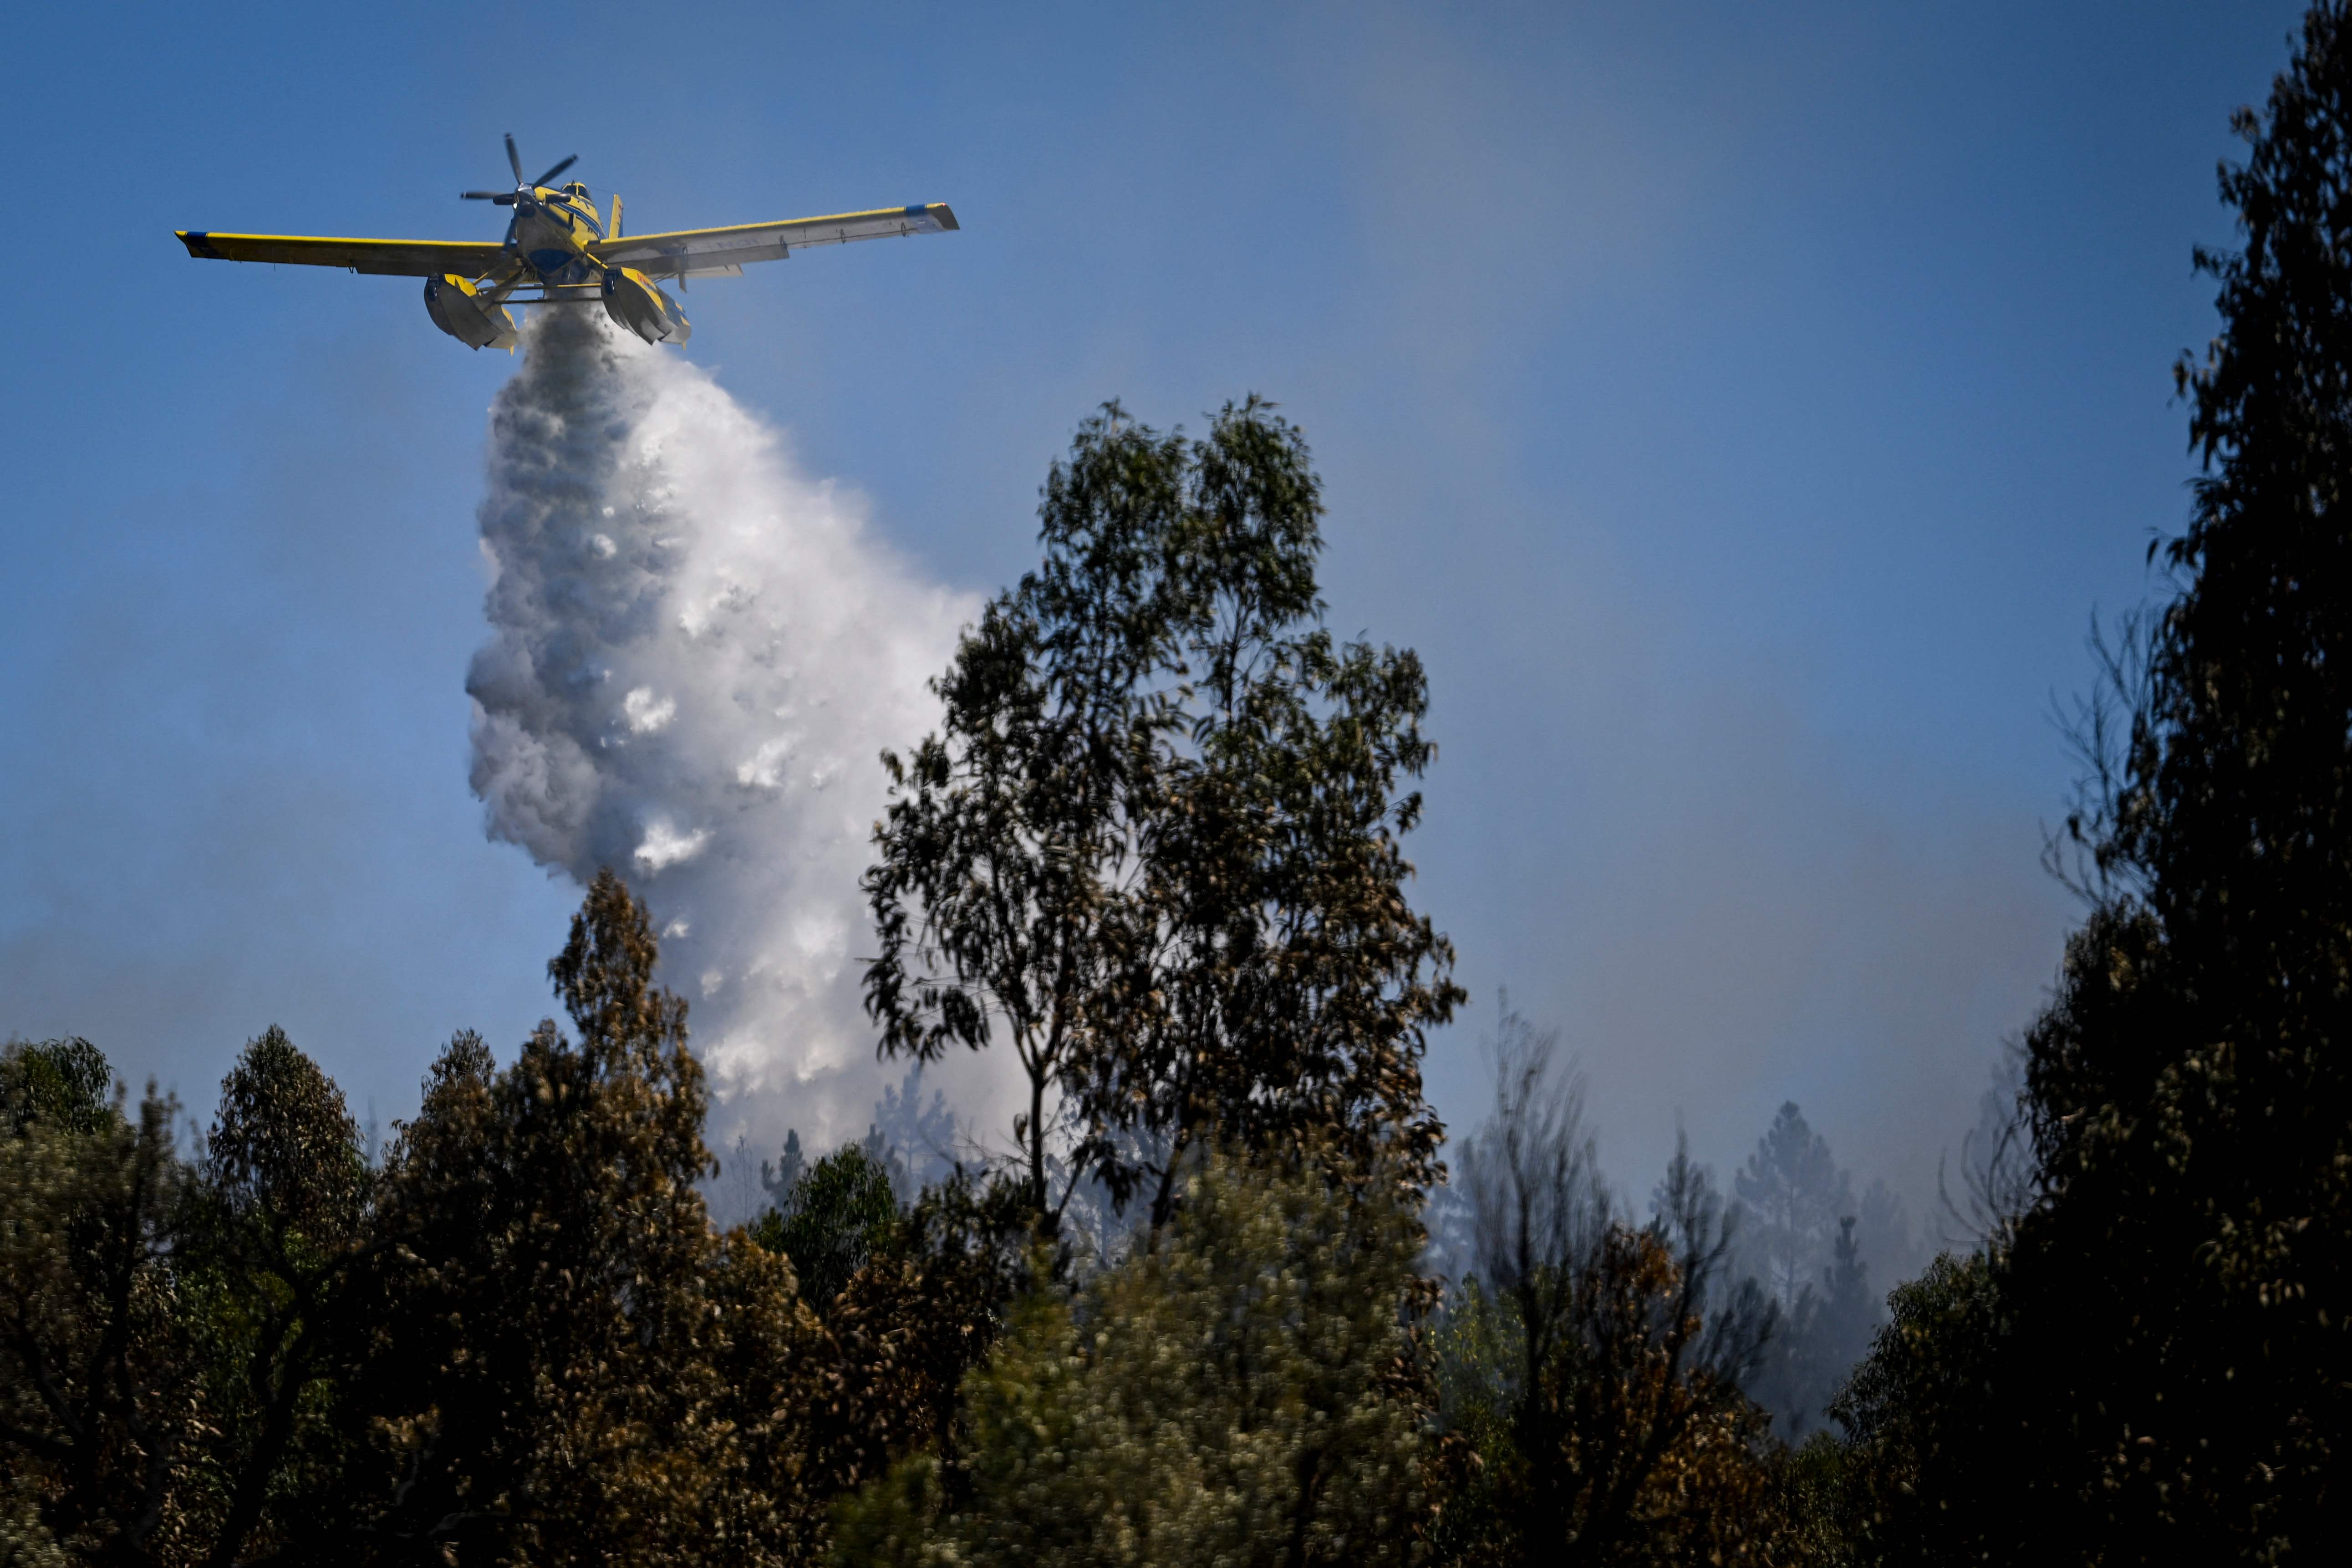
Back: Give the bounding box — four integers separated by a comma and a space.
467, 308, 977, 1152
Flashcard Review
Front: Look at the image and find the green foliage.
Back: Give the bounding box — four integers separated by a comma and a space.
751, 1142, 905, 1315
0, 1039, 113, 1138
805, 1167, 1033, 1503
864, 397, 1460, 1230
0, 882, 1034, 1568
833, 1151, 1434, 1568
1428, 1276, 1529, 1563
1771, 1434, 1858, 1568
204, 1026, 368, 1242
1825, 1253, 2004, 1566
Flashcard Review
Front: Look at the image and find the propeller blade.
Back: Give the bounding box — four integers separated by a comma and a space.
531, 154, 577, 187
461, 190, 507, 200
505, 133, 523, 182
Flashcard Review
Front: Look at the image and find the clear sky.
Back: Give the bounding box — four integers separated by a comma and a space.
0, 1, 2311, 1227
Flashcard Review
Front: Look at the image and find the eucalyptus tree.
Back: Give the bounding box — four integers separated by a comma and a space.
864, 397, 1460, 1232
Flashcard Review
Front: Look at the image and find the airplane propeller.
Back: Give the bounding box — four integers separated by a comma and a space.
462, 133, 577, 203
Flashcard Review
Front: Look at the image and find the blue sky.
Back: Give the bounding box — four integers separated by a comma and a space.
0, 1, 2309, 1221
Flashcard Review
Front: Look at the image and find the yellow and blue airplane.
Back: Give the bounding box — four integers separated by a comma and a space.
177, 135, 958, 350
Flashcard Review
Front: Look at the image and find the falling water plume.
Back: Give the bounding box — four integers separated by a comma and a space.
467, 306, 977, 1156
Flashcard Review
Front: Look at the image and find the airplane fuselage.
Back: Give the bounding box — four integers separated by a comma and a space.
453, 178, 690, 349
507, 183, 606, 285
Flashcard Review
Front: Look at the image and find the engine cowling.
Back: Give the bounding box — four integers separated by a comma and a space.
601, 265, 692, 345
423, 273, 518, 351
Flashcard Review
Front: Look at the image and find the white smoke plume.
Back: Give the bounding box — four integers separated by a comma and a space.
466, 307, 979, 1158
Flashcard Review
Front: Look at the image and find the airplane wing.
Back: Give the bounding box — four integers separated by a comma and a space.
591, 203, 958, 277
176, 232, 510, 278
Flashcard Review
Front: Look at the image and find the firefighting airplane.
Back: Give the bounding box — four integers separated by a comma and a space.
176, 136, 958, 351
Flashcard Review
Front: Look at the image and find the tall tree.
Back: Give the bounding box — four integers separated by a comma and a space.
182, 1028, 372, 1568
0, 1042, 193, 1568
864, 397, 1459, 1232
1732, 1102, 1854, 1313
1992, 4, 2352, 1556
343, 871, 815, 1568
1729, 1101, 1880, 1439
863, 403, 1187, 1227
1125, 402, 1461, 1223
1746, 1215, 1879, 1444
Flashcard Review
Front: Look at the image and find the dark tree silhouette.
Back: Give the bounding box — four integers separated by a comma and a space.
1965, 5, 2352, 1558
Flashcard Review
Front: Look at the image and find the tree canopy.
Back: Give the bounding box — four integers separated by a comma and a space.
17, 16, 2352, 1543
1983, 5, 2352, 1556
864, 397, 1460, 1232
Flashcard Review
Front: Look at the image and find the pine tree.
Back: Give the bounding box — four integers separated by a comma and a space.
1732, 1102, 1853, 1313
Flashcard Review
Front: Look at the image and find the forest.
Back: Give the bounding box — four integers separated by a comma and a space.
8, 5, 2352, 1564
